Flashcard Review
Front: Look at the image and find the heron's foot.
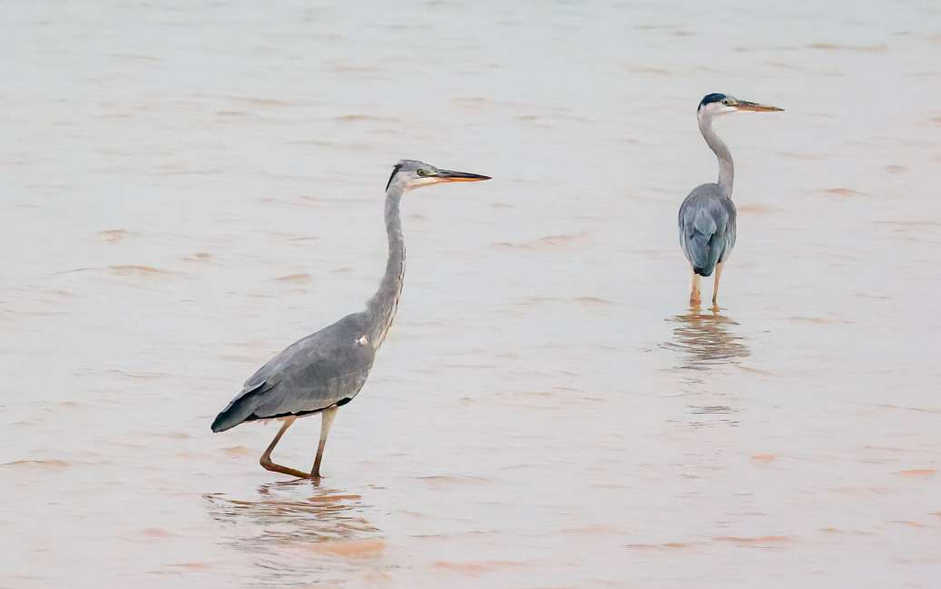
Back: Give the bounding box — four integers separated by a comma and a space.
260, 456, 313, 479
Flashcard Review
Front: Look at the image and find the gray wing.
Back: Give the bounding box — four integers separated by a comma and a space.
678, 183, 736, 277
211, 312, 375, 432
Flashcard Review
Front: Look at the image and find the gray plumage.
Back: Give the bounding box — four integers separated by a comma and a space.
678, 93, 782, 305
210, 159, 490, 479
678, 184, 736, 277
211, 183, 403, 433
679, 94, 738, 278
210, 312, 375, 432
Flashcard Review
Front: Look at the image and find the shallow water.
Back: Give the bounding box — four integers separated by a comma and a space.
2, 1, 940, 587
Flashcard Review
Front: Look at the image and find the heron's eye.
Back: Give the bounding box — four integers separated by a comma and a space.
417, 169, 431, 177
721, 98, 732, 106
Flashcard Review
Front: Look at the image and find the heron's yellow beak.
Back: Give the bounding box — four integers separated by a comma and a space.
433, 169, 492, 183
734, 100, 784, 113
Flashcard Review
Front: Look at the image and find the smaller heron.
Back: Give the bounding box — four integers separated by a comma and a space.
211, 160, 490, 479
679, 93, 782, 308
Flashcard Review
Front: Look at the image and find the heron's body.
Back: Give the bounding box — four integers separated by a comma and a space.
678, 183, 736, 278
678, 93, 782, 308
210, 311, 375, 432
211, 160, 489, 479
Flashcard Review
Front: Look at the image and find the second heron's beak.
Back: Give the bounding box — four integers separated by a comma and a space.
734, 100, 784, 113
434, 169, 492, 183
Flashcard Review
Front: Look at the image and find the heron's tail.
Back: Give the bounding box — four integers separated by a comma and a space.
689, 232, 717, 277
688, 208, 720, 276
210, 382, 265, 432
211, 406, 248, 433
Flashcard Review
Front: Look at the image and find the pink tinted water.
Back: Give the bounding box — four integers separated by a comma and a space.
1, 2, 940, 587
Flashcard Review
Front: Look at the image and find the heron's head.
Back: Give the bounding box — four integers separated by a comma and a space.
385, 159, 491, 192
697, 93, 784, 119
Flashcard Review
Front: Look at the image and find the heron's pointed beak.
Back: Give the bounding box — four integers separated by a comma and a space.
734, 100, 784, 112
434, 169, 492, 183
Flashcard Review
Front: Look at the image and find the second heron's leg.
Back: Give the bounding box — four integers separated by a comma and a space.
259, 416, 311, 479
311, 405, 338, 478
689, 270, 702, 308
711, 262, 724, 309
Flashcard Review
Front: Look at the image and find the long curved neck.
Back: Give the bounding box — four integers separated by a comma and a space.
699, 113, 734, 199
365, 185, 405, 348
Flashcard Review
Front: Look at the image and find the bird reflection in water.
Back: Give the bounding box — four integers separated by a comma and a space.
663, 308, 751, 426
204, 480, 383, 585
665, 308, 750, 373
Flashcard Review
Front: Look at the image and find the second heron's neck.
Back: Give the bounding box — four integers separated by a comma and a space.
699, 115, 734, 198
366, 186, 405, 348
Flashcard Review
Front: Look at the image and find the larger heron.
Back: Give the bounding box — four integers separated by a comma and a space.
211, 160, 490, 479
679, 93, 782, 308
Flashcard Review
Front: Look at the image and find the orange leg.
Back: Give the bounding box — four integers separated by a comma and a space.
259, 416, 311, 479
689, 269, 702, 308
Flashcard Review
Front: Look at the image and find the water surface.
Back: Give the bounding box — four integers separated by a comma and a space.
2, 1, 940, 587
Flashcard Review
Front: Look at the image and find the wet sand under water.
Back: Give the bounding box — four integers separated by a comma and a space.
1, 1, 940, 587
